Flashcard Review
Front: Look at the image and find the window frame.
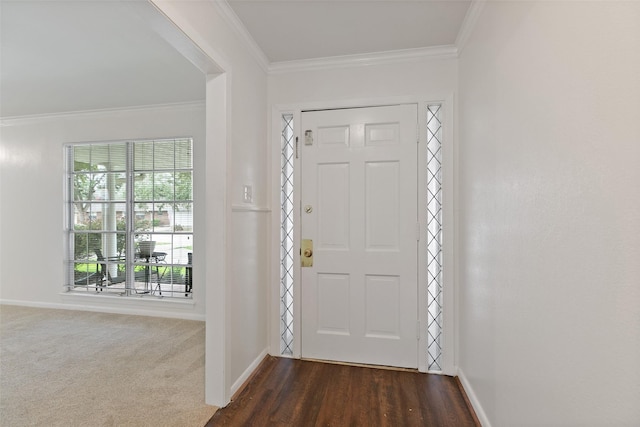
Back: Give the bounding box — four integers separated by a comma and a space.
65, 138, 194, 299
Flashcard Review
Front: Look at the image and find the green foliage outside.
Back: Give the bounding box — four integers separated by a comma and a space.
73, 217, 156, 260
74, 218, 126, 260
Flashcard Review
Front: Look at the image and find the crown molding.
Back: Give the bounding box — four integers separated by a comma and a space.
0, 101, 205, 126
268, 45, 458, 74
209, 0, 482, 75
211, 0, 270, 74
455, 0, 486, 55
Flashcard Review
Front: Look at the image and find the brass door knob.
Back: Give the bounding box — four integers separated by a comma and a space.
301, 239, 313, 267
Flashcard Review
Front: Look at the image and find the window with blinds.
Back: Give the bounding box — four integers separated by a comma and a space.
67, 138, 193, 299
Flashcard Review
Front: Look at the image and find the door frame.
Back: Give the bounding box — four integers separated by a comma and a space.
269, 95, 456, 375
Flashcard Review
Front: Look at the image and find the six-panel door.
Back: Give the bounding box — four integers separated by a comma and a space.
300, 104, 418, 368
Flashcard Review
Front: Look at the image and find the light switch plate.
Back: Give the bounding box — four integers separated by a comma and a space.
243, 185, 252, 203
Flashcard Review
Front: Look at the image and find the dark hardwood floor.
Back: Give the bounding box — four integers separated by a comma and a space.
206, 356, 479, 426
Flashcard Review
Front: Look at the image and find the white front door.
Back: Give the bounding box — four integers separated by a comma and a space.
300, 104, 418, 368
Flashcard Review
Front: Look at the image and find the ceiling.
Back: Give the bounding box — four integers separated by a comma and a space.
0, 0, 471, 118
0, 0, 206, 118
227, 0, 471, 63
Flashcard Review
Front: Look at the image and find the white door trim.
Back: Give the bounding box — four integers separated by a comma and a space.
269, 95, 456, 375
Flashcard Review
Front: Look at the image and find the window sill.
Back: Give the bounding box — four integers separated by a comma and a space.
58, 291, 201, 321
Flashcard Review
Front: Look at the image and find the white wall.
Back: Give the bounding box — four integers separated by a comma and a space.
458, 2, 640, 425
0, 103, 207, 320
1, 0, 270, 407
151, 0, 269, 406
267, 57, 458, 370
269, 57, 457, 106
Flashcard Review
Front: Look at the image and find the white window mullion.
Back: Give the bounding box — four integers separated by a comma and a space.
126, 141, 135, 296
65, 148, 75, 292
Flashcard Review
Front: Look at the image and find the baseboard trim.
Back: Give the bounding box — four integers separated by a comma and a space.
0, 298, 205, 322
457, 367, 492, 427
229, 349, 269, 401
455, 376, 483, 426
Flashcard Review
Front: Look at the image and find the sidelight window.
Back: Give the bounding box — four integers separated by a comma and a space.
426, 105, 443, 371
280, 114, 295, 355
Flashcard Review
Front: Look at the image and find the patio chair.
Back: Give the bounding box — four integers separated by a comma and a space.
185, 252, 192, 296
94, 249, 126, 289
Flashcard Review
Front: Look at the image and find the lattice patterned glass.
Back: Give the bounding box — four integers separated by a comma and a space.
280, 114, 295, 355
426, 104, 443, 371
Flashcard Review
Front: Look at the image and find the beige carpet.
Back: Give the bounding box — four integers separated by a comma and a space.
0, 305, 217, 427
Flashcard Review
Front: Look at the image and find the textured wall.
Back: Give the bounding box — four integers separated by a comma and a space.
458, 2, 640, 425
